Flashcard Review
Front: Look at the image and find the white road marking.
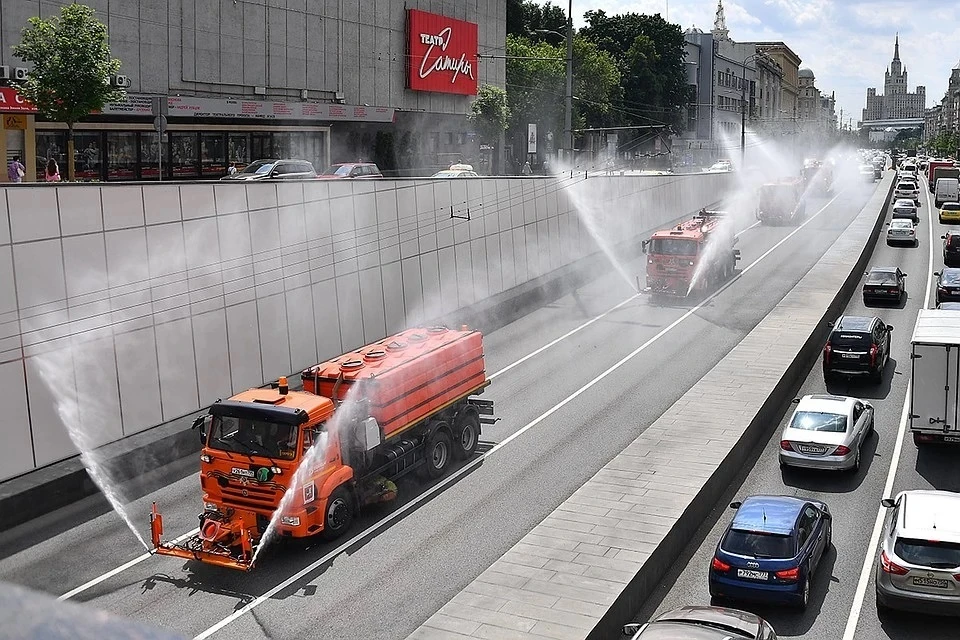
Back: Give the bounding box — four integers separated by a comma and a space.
841, 176, 933, 640
59, 212, 770, 600
57, 527, 200, 601
193, 192, 844, 639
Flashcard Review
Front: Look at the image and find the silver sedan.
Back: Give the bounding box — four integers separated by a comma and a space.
779, 394, 874, 471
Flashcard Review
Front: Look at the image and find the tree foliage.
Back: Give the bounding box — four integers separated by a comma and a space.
13, 3, 124, 129
929, 131, 959, 157
507, 0, 568, 46
579, 10, 692, 131
469, 85, 511, 142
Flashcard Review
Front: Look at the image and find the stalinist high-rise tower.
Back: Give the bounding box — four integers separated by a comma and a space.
862, 35, 926, 122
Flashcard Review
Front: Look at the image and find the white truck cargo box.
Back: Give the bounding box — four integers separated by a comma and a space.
910, 309, 960, 444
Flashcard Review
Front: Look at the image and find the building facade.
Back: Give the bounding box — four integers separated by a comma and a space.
0, 0, 506, 181
751, 42, 801, 121
862, 36, 925, 125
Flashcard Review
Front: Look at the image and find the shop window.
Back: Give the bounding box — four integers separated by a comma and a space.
106, 131, 137, 181
228, 133, 249, 170
75, 132, 102, 181
201, 133, 227, 177
140, 132, 168, 180
35, 131, 67, 181
170, 132, 199, 178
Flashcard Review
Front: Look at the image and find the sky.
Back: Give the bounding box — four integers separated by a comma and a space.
567, 0, 959, 129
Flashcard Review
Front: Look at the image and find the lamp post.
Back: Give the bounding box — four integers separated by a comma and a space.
740, 53, 760, 166
534, 1, 573, 163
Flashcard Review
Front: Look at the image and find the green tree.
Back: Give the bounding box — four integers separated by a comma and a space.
507, 0, 568, 45
468, 85, 511, 174
579, 10, 691, 131
13, 3, 124, 180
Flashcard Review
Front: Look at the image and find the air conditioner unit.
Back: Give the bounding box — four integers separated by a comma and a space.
335, 91, 345, 103
0, 66, 9, 80
111, 74, 131, 88
13, 67, 28, 81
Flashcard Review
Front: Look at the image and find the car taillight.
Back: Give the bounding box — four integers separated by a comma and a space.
823, 342, 832, 365
775, 567, 800, 581
711, 557, 731, 572
870, 345, 878, 366
880, 550, 909, 575
780, 440, 792, 451
832, 445, 851, 456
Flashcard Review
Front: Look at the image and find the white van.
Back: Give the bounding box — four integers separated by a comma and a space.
935, 177, 960, 208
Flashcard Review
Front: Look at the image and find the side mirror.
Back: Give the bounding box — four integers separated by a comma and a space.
192, 414, 209, 445
902, 273, 907, 277
935, 272, 941, 277
881, 498, 895, 508
791, 397, 801, 404
623, 623, 642, 637
641, 240, 650, 254
942, 235, 947, 239
729, 501, 742, 510
826, 321, 835, 327
821, 511, 832, 520
887, 325, 894, 331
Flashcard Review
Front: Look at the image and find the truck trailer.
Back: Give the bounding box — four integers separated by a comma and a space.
641, 209, 740, 298
909, 309, 960, 445
150, 326, 494, 570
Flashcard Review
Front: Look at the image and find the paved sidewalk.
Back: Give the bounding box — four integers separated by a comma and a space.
408, 176, 894, 639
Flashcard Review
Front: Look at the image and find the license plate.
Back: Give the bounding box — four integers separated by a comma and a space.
912, 576, 949, 588
796, 444, 828, 455
737, 569, 769, 580
841, 353, 859, 359
944, 436, 960, 442
231, 467, 254, 478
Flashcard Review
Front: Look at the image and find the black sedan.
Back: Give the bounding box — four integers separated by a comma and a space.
863, 267, 906, 305
935, 268, 960, 305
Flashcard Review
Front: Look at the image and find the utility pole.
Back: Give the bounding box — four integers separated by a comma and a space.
564, 0, 574, 164
740, 53, 757, 166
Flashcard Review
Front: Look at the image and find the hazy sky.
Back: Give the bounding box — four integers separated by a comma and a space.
570, 0, 956, 129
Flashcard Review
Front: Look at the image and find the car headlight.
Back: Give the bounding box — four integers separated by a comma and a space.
280, 516, 301, 527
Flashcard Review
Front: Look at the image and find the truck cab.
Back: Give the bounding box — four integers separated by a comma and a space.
642, 210, 738, 297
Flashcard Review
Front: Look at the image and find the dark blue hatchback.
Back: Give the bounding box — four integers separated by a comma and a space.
708, 495, 832, 610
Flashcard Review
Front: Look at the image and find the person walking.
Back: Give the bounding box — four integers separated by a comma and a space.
45, 157, 61, 182
7, 155, 25, 183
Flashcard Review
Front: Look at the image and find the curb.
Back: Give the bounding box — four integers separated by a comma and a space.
588, 176, 896, 638
0, 199, 719, 534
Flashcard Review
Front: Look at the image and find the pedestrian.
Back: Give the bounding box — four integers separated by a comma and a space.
45, 157, 61, 182
7, 155, 24, 183
521, 161, 532, 176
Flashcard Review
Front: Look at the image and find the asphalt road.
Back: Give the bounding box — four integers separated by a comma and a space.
636, 171, 959, 640
0, 176, 878, 640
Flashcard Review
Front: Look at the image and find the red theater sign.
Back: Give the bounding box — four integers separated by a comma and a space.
407, 9, 478, 95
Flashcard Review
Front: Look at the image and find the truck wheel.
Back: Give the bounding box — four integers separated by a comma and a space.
321, 486, 354, 541
453, 408, 480, 460
423, 426, 452, 479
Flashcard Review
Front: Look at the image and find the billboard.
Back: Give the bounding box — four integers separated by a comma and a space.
407, 9, 478, 95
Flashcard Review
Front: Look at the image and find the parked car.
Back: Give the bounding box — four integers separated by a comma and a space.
934, 268, 960, 305
886, 220, 917, 246
708, 495, 832, 610
891, 198, 919, 223
623, 606, 777, 639
220, 159, 316, 181
779, 394, 874, 472
943, 231, 960, 267
862, 267, 907, 304
876, 490, 960, 615
940, 202, 960, 224
318, 162, 383, 179
822, 315, 892, 382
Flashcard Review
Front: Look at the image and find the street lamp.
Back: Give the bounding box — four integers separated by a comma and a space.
533, 0, 573, 162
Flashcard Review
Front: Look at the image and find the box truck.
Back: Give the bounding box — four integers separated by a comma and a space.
910, 309, 960, 445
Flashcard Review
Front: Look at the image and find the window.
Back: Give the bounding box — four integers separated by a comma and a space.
789, 411, 847, 433
170, 132, 199, 178
35, 131, 67, 181
797, 507, 819, 547
106, 131, 137, 180
208, 414, 299, 461
74, 132, 102, 181
894, 538, 960, 568
853, 402, 865, 423
722, 530, 795, 558
201, 133, 226, 177
140, 132, 168, 180
649, 238, 697, 256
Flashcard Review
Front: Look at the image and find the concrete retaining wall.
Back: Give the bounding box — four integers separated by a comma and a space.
0, 173, 730, 482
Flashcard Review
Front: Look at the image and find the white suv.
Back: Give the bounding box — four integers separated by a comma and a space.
876, 490, 960, 615
894, 181, 920, 204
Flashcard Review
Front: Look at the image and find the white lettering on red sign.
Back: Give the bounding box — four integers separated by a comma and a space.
418, 26, 474, 84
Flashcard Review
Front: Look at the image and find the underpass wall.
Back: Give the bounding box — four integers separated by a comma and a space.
0, 173, 731, 482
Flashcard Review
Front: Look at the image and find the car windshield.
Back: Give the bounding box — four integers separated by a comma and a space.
208, 415, 299, 460
759, 186, 795, 209
323, 165, 354, 176
831, 331, 871, 349
790, 410, 848, 433
239, 160, 275, 175
894, 538, 960, 569
942, 271, 960, 285
723, 529, 795, 558
943, 204, 960, 211
650, 238, 698, 256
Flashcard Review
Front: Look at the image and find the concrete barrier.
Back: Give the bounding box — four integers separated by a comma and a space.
408, 174, 895, 640
0, 172, 730, 526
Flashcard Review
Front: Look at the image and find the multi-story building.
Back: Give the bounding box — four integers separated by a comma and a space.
0, 1, 505, 181
861, 36, 925, 140
749, 42, 801, 121
924, 104, 944, 146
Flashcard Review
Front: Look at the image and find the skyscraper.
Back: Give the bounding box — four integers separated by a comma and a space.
862, 35, 926, 122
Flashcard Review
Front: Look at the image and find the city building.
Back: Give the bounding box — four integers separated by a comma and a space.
923, 104, 943, 146
749, 42, 801, 122
0, 1, 505, 181
861, 35, 925, 139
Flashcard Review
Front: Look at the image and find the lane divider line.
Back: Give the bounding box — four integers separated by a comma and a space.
57, 210, 768, 601
192, 192, 845, 640
841, 175, 932, 640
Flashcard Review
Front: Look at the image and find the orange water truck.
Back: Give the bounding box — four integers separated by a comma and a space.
150, 326, 494, 570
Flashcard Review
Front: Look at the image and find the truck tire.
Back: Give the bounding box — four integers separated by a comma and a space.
321, 486, 354, 541
452, 408, 480, 460
423, 425, 452, 479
